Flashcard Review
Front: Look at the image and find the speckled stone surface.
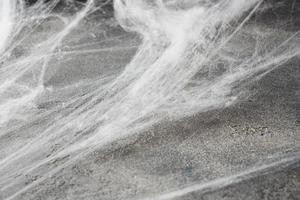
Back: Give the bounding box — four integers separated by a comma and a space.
0, 1, 299, 200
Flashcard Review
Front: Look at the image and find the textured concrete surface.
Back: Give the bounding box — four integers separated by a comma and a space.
15, 53, 300, 200
0, 1, 299, 200
175, 161, 300, 200
15, 23, 300, 200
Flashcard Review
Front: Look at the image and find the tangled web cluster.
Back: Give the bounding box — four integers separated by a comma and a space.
0, 0, 299, 199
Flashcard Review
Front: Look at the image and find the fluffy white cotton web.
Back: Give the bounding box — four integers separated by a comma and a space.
0, 0, 299, 199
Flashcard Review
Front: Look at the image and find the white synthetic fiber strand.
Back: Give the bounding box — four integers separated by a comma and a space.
0, 0, 299, 199
0, 0, 16, 53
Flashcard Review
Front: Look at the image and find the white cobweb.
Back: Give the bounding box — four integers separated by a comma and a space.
0, 0, 299, 199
